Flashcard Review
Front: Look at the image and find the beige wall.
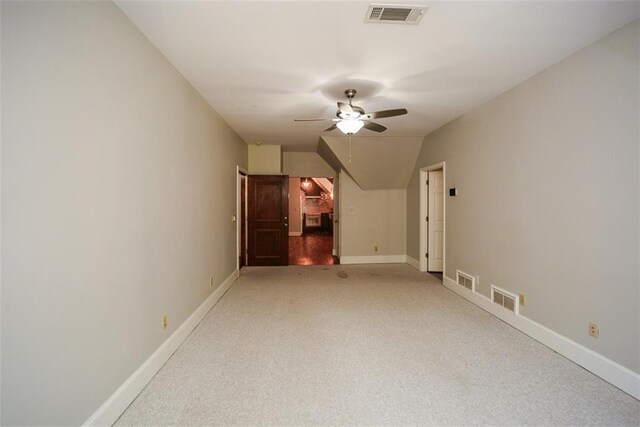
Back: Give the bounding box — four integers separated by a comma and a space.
282, 152, 335, 177
248, 144, 281, 174
0, 2, 3, 421
288, 177, 302, 235
340, 172, 406, 257
406, 21, 639, 372
1, 2, 247, 424
0, 3, 3, 422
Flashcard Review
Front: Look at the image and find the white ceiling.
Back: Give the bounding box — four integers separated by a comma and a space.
117, 1, 639, 152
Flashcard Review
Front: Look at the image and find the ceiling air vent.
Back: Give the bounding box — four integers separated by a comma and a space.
491, 285, 519, 315
365, 4, 428, 24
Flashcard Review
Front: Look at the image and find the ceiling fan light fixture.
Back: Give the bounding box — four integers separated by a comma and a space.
337, 119, 364, 135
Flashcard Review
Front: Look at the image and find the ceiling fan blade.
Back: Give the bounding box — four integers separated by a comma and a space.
323, 124, 338, 132
363, 121, 387, 133
294, 118, 332, 122
337, 102, 353, 114
362, 108, 408, 120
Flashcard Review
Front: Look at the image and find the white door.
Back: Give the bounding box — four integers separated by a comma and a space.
427, 170, 444, 272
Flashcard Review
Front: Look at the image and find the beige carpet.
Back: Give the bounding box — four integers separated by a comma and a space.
116, 264, 640, 425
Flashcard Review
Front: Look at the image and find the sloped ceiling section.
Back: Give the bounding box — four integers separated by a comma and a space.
312, 178, 333, 195
317, 137, 343, 173
319, 136, 423, 190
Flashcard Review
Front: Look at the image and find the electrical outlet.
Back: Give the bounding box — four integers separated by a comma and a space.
210, 276, 214, 288
162, 315, 168, 330
519, 293, 526, 306
374, 246, 378, 252
589, 322, 599, 338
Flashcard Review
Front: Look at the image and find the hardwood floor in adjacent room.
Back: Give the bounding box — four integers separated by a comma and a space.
288, 233, 338, 265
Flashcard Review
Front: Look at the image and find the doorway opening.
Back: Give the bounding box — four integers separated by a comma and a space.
420, 163, 446, 280
288, 177, 338, 266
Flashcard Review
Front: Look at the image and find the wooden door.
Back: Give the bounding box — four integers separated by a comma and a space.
248, 175, 289, 266
427, 170, 444, 272
240, 173, 246, 268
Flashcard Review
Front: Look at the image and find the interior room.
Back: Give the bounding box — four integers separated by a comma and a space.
288, 177, 336, 266
1, 1, 639, 425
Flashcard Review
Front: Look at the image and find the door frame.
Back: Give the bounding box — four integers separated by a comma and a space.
419, 162, 446, 274
236, 165, 248, 272
332, 173, 340, 257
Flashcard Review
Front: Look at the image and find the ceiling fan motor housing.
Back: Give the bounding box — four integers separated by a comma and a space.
337, 89, 364, 119
337, 105, 364, 119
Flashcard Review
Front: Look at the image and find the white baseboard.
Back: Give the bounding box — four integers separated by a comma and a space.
288, 231, 302, 236
340, 255, 406, 265
84, 270, 240, 426
442, 275, 640, 400
406, 255, 420, 270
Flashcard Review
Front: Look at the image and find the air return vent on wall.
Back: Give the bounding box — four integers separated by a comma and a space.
365, 4, 428, 24
491, 285, 519, 315
456, 270, 475, 292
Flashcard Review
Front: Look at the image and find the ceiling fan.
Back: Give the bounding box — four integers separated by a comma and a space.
294, 89, 407, 135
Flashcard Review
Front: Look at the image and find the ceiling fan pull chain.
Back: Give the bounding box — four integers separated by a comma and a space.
349, 135, 352, 164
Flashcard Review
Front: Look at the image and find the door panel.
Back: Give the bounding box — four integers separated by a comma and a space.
255, 183, 282, 220
248, 175, 289, 266
428, 170, 444, 272
434, 231, 444, 260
